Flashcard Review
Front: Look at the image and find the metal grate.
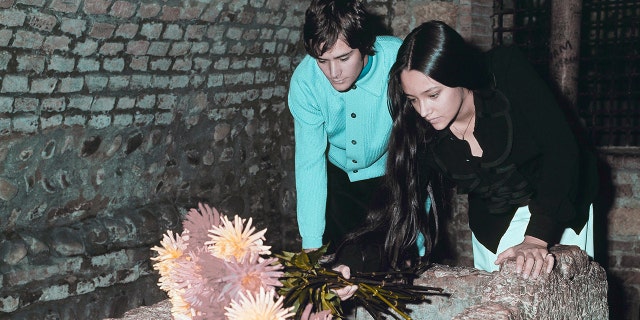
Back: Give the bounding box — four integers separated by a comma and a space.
493, 0, 552, 85
493, 0, 640, 147
579, 0, 640, 146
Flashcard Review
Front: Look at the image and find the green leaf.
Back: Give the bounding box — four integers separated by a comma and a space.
278, 251, 445, 320
305, 244, 328, 264
292, 252, 313, 270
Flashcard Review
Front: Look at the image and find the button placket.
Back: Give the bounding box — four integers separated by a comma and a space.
345, 92, 366, 174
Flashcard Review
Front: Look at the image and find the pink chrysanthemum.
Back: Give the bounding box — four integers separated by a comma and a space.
206, 215, 271, 262
224, 287, 294, 320
219, 255, 284, 301
165, 249, 233, 320
183, 203, 221, 250
170, 250, 231, 308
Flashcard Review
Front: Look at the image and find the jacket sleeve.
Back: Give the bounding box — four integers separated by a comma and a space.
493, 46, 580, 243
288, 71, 328, 249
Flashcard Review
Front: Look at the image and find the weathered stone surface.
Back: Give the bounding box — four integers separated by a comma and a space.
469, 245, 608, 320
0, 238, 28, 265
453, 303, 519, 320
0, 178, 18, 201
49, 227, 85, 256
20, 233, 49, 255
401, 245, 608, 320
6, 275, 166, 319
108, 246, 607, 320
388, 1, 460, 38
104, 299, 172, 320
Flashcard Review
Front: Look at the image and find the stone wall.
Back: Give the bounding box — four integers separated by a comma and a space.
3, 0, 636, 319
0, 0, 306, 318
598, 150, 640, 320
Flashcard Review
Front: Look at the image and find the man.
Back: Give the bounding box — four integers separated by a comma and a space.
288, 0, 402, 265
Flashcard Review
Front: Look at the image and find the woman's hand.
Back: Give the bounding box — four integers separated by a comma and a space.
332, 264, 358, 300
494, 236, 554, 279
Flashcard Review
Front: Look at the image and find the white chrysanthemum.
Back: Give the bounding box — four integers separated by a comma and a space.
151, 230, 189, 291
206, 215, 271, 262
224, 288, 294, 320
169, 289, 196, 320
151, 230, 188, 264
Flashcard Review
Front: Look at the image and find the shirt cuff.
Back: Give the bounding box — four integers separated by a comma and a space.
302, 236, 323, 250
525, 213, 562, 245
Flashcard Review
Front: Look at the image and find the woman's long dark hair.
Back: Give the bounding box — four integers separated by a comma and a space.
347, 21, 492, 270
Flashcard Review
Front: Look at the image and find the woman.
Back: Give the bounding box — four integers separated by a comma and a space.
376, 20, 598, 278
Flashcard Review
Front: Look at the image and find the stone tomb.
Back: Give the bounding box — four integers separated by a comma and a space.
110, 245, 608, 319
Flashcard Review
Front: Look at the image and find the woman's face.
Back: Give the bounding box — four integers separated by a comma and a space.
316, 38, 367, 92
400, 69, 466, 131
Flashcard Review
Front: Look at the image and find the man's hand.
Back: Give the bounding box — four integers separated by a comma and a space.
301, 303, 333, 320
302, 249, 357, 299
494, 236, 554, 279
332, 264, 358, 300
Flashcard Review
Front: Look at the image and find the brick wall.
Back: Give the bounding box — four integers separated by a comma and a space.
0, 0, 306, 318
599, 150, 640, 320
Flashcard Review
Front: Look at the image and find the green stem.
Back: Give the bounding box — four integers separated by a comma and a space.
359, 283, 412, 320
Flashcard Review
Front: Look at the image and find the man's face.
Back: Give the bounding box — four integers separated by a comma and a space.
316, 38, 367, 92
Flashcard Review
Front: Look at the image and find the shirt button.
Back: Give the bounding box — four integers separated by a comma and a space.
353, 170, 358, 173
352, 159, 357, 163
351, 113, 356, 118
351, 140, 357, 145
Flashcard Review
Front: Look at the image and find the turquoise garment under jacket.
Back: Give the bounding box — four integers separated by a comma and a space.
288, 36, 402, 249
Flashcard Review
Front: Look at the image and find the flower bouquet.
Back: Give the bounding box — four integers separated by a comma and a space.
151, 203, 444, 320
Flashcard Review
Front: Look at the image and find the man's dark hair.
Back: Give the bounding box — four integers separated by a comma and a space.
303, 0, 376, 58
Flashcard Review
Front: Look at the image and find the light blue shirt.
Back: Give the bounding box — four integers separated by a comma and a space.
288, 36, 403, 249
